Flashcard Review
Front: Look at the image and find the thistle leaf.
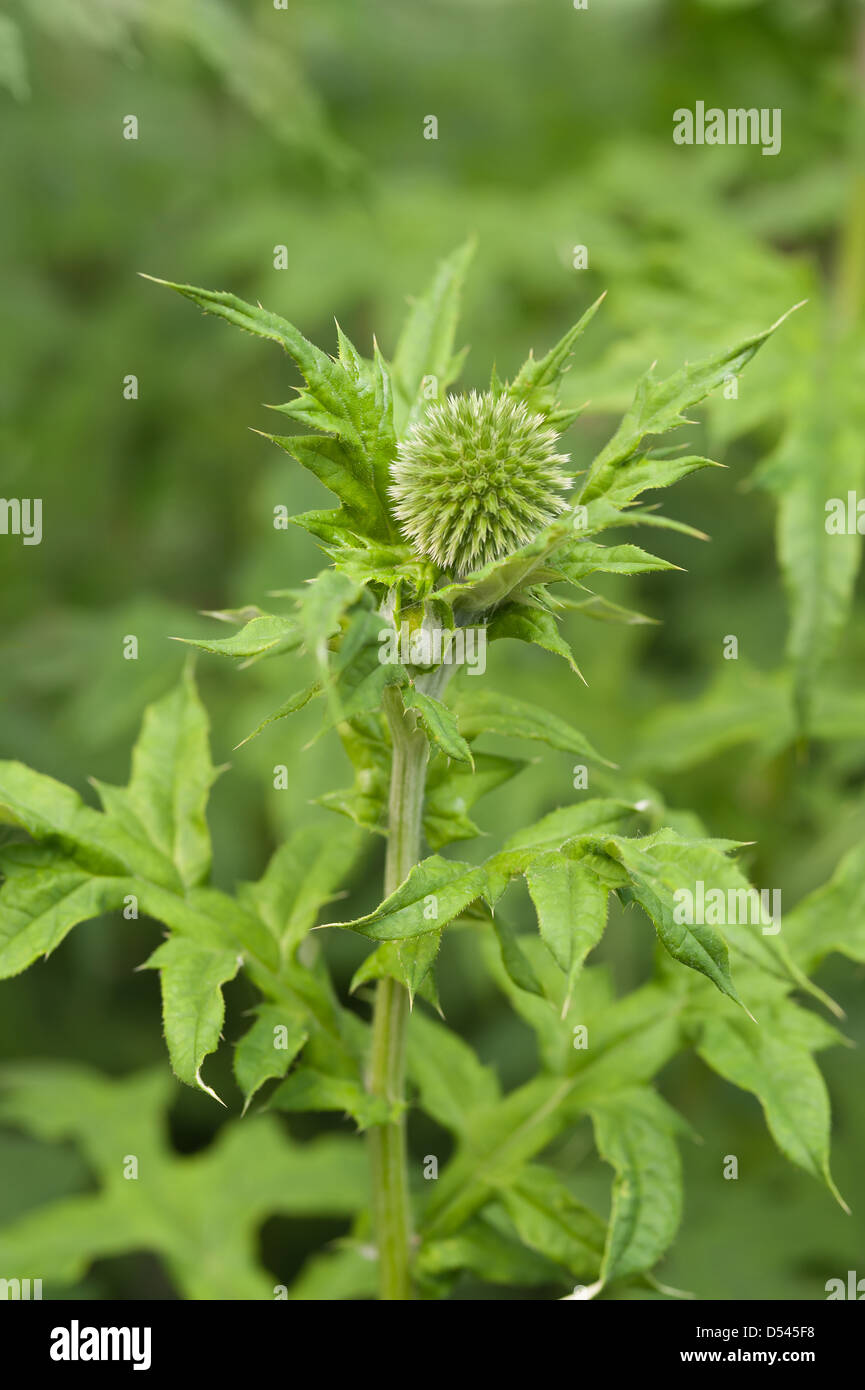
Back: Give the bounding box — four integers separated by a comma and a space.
498, 1166, 606, 1282
424, 985, 683, 1238
270, 1068, 396, 1129
487, 604, 585, 676
241, 822, 362, 956
142, 937, 241, 1101
403, 687, 473, 764
581, 305, 803, 502
525, 855, 609, 1014
392, 239, 475, 430
600, 834, 748, 1012
502, 798, 637, 854
452, 688, 612, 764
91, 663, 217, 888
234, 682, 322, 749
424, 752, 527, 850
589, 1087, 685, 1285
351, 935, 442, 1007
233, 1004, 309, 1113
506, 294, 605, 420
552, 540, 679, 582
143, 277, 398, 543
696, 1014, 847, 1209
174, 614, 301, 664
321, 855, 486, 941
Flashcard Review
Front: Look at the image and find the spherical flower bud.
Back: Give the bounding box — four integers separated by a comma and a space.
389, 391, 572, 576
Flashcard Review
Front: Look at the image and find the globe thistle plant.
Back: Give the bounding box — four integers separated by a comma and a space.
389, 390, 573, 576
98, 250, 807, 1306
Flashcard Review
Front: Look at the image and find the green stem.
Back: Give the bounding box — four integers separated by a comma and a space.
367, 683, 428, 1300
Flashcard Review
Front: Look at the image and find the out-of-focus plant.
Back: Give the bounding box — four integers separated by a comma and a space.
0, 0, 353, 172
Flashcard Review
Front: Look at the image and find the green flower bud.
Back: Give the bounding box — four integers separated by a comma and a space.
389, 390, 572, 576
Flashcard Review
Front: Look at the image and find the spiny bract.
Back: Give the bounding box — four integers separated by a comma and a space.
389, 390, 572, 576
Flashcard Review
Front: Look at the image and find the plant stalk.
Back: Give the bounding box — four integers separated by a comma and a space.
367, 682, 429, 1300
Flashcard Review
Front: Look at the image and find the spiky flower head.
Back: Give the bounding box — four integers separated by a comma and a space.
389, 391, 572, 576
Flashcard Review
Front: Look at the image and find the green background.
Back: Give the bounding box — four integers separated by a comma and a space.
1, 0, 863, 1299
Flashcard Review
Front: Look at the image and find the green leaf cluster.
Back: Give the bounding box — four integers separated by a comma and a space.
0, 248, 854, 1301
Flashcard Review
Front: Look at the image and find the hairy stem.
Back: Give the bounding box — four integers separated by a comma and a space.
367, 682, 429, 1300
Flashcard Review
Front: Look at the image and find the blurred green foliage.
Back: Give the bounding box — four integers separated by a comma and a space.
0, 0, 863, 1299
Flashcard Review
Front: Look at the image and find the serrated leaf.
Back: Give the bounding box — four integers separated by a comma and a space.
760, 355, 865, 724
487, 604, 584, 675
290, 509, 364, 548
297, 569, 363, 679
233, 1004, 308, 1112
142, 937, 241, 1100
235, 681, 322, 748
93, 664, 217, 888
242, 822, 361, 957
589, 1087, 684, 1285
145, 277, 398, 543
416, 1213, 562, 1288
424, 983, 683, 1237
615, 829, 834, 1012
174, 614, 301, 663
0, 842, 278, 985
0, 856, 129, 980
330, 539, 436, 595
497, 1165, 606, 1282
552, 540, 678, 583
392, 240, 475, 430
403, 687, 473, 764
269, 1067, 395, 1129
351, 934, 442, 1007
559, 591, 658, 626
581, 305, 802, 502
318, 609, 407, 732
588, 453, 720, 514
526, 855, 609, 1015
199, 603, 271, 625
424, 752, 526, 850
322, 855, 486, 941
487, 908, 546, 998
600, 834, 747, 1011
614, 506, 709, 541
696, 1014, 847, 1208
262, 432, 387, 538
0, 761, 172, 885
141, 882, 277, 965
502, 798, 637, 854
506, 293, 606, 423
452, 688, 612, 764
